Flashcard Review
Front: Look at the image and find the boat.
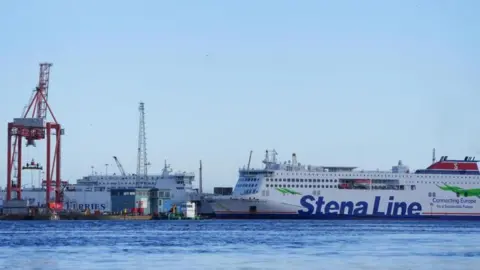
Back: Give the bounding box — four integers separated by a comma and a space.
0, 162, 197, 213
206, 149, 480, 220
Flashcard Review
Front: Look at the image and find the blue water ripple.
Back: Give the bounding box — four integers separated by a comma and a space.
0, 220, 479, 269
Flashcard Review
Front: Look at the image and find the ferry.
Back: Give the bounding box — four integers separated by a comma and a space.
206, 149, 480, 220
0, 162, 197, 213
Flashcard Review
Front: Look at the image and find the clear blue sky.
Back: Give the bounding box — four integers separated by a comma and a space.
1, 0, 479, 192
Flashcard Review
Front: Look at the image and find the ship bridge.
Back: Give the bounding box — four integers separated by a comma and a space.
239, 169, 274, 177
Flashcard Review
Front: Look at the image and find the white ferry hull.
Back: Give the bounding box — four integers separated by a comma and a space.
210, 190, 480, 220
0, 190, 112, 212
213, 150, 480, 220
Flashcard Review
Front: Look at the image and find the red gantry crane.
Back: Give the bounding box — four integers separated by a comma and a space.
6, 63, 64, 210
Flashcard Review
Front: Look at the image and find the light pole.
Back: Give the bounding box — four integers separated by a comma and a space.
105, 164, 109, 176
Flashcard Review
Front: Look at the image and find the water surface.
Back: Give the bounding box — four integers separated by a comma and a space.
0, 220, 479, 269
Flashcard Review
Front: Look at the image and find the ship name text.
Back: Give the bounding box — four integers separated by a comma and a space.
298, 195, 422, 216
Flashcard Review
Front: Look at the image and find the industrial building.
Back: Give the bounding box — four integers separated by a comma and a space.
110, 188, 196, 217
110, 188, 152, 215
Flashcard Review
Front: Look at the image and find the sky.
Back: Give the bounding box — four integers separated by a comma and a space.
1, 0, 479, 192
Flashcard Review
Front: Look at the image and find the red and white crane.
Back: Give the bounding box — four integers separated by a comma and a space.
6, 63, 64, 209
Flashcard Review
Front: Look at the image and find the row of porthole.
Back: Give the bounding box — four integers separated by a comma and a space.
97, 183, 156, 186
242, 178, 259, 181
411, 181, 476, 185
239, 178, 477, 186
95, 177, 162, 180
236, 184, 258, 188
267, 179, 337, 183
267, 184, 335, 189
272, 173, 480, 179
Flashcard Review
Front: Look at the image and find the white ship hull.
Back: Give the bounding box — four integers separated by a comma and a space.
0, 190, 112, 212
208, 151, 480, 220
209, 189, 480, 220
1, 162, 198, 213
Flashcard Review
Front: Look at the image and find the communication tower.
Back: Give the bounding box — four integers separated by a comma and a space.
136, 102, 149, 179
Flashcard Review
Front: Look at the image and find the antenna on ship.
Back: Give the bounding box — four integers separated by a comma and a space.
432, 148, 436, 164
199, 160, 203, 194
247, 150, 253, 171
136, 102, 149, 180
271, 149, 278, 163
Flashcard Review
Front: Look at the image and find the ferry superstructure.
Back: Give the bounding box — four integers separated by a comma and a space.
207, 150, 480, 220
0, 162, 197, 212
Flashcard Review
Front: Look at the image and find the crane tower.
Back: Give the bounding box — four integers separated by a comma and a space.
6, 63, 64, 209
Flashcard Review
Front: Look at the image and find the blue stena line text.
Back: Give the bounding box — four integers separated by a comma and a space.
298, 195, 422, 216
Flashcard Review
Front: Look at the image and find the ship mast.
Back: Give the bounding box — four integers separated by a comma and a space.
199, 160, 203, 194
262, 149, 278, 169
247, 150, 253, 171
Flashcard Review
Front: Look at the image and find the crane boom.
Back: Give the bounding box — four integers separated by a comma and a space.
113, 156, 126, 176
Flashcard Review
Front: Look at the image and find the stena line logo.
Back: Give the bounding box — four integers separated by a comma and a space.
298, 195, 423, 217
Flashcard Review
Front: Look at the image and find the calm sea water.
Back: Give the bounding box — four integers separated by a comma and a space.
0, 220, 479, 270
